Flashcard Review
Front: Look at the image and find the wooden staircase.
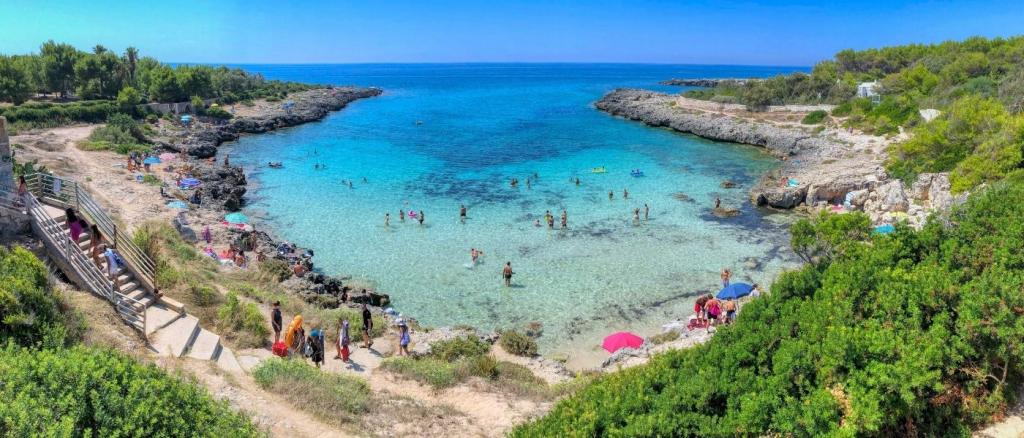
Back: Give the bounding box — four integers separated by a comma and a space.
1, 173, 241, 372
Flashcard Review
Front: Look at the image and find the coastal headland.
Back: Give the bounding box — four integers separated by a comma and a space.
595, 88, 962, 227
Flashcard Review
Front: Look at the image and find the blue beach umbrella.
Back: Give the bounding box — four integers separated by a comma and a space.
717, 282, 754, 300
224, 212, 249, 224
166, 200, 189, 209
873, 224, 895, 234
180, 178, 201, 187
143, 156, 161, 165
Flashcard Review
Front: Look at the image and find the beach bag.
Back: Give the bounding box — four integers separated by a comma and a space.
303, 337, 314, 358
272, 342, 288, 357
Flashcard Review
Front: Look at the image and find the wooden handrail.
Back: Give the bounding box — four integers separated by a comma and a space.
6, 182, 148, 339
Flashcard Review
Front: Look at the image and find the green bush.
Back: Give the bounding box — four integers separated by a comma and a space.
499, 330, 538, 357
252, 357, 369, 424
429, 335, 490, 361
204, 106, 233, 119
0, 247, 69, 347
0, 100, 120, 128
217, 292, 270, 347
515, 175, 1024, 436
0, 344, 259, 436
380, 357, 459, 388
188, 282, 221, 307
801, 109, 828, 124
258, 258, 292, 282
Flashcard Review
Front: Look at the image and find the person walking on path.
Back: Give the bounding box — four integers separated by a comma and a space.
309, 326, 325, 368
89, 225, 104, 270
503, 262, 514, 287
361, 303, 374, 349
271, 301, 283, 343
336, 319, 351, 361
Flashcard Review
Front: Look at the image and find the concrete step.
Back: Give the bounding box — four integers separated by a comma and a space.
118, 281, 139, 294
159, 296, 187, 314
216, 346, 243, 373
150, 314, 200, 357
145, 304, 185, 336
186, 328, 221, 361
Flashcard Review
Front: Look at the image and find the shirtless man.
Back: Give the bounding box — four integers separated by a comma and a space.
623, 188, 629, 199
560, 210, 567, 228
471, 248, 484, 265
502, 262, 513, 287
460, 204, 467, 222
384, 213, 390, 227
644, 203, 650, 220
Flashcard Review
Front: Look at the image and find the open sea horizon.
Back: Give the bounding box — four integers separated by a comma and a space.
221, 63, 808, 366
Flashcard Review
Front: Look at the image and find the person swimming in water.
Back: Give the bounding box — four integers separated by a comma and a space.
608, 190, 614, 201
546, 211, 554, 228
384, 213, 390, 227
511, 178, 518, 188
561, 210, 567, 228
399, 210, 405, 222
644, 203, 650, 220
362, 177, 368, 183
526, 179, 531, 189
623, 188, 629, 199
534, 219, 542, 227
470, 248, 484, 265
715, 197, 721, 209
418, 210, 425, 225
575, 177, 580, 186
460, 204, 467, 222
633, 208, 640, 222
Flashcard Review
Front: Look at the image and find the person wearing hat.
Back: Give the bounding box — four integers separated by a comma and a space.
396, 316, 410, 357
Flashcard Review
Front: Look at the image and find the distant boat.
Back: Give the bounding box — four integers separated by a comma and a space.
630, 169, 645, 177
268, 161, 283, 169
591, 166, 606, 174
415, 120, 424, 125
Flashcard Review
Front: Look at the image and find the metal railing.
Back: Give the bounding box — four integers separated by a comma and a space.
17, 188, 147, 337
25, 173, 157, 293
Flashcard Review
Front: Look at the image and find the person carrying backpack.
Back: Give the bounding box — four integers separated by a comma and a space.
308, 326, 325, 368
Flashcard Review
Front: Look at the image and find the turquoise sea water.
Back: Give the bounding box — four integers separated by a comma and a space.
222, 64, 806, 362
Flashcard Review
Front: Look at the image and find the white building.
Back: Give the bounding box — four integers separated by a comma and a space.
857, 81, 880, 98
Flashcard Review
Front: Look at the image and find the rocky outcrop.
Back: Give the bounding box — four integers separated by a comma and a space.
597, 89, 833, 158
659, 78, 756, 87
171, 87, 382, 159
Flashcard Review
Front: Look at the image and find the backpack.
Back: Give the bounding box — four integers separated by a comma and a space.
303, 338, 314, 358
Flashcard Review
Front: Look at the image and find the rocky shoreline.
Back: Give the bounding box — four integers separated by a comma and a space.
595, 88, 962, 227
157, 87, 382, 212
659, 78, 756, 87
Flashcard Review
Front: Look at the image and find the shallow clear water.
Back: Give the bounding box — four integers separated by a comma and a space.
223, 64, 805, 359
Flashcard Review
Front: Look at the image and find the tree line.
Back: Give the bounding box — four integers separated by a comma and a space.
0, 40, 310, 105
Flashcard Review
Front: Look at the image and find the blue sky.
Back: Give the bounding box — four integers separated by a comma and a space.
1, 0, 1022, 65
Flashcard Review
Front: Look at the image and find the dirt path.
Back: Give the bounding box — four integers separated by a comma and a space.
12, 125, 178, 227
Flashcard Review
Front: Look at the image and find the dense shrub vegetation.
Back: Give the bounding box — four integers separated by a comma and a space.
516, 171, 1024, 437
684, 35, 1024, 193
0, 345, 260, 436
0, 246, 260, 436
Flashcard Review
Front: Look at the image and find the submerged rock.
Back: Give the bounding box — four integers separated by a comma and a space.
712, 207, 741, 218
720, 180, 738, 189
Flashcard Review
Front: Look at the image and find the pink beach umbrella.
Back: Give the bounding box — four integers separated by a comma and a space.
602, 331, 644, 354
